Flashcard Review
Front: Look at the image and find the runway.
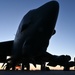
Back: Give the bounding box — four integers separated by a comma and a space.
0, 70, 75, 75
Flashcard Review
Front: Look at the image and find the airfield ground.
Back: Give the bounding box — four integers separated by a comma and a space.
0, 70, 75, 75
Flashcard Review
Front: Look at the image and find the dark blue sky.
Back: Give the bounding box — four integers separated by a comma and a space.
0, 0, 75, 61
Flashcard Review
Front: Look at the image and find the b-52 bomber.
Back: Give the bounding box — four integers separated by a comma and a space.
0, 1, 74, 71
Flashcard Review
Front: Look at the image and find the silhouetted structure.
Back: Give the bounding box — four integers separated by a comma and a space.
0, 0, 74, 71
0, 0, 59, 70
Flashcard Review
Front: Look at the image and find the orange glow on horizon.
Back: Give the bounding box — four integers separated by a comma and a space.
16, 66, 21, 70
49, 65, 64, 70
0, 63, 75, 70
30, 64, 40, 70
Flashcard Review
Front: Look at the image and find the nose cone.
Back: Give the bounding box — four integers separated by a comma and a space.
48, 1, 59, 8
36, 1, 59, 28
43, 1, 59, 8
37, 1, 59, 14
36, 1, 59, 23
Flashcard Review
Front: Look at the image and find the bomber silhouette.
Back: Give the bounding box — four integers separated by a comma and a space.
0, 1, 73, 71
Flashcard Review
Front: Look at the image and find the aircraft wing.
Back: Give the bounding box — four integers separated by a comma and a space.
0, 40, 13, 62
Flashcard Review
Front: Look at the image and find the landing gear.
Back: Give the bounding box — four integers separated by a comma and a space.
22, 63, 30, 71
63, 61, 75, 71
64, 66, 69, 71
6, 63, 10, 70
41, 63, 45, 71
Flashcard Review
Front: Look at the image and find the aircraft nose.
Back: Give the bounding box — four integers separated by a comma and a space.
49, 1, 59, 12
37, 1, 59, 17
50, 1, 59, 8
45, 1, 59, 14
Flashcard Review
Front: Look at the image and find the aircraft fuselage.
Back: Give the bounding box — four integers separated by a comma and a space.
12, 1, 59, 60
